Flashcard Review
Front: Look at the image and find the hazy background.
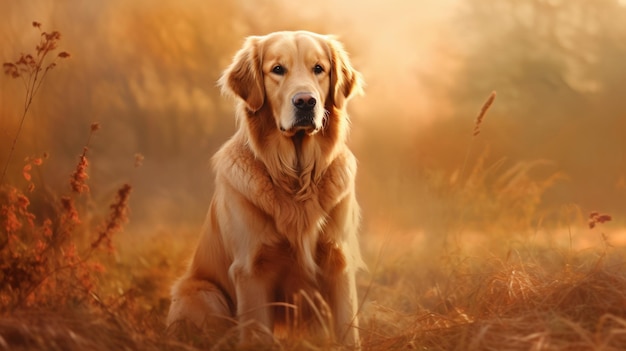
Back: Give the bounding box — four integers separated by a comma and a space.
1, 0, 625, 244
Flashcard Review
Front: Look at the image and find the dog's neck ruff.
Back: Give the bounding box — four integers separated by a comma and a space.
269, 130, 326, 202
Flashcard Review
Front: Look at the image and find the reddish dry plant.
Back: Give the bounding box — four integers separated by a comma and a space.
0, 21, 140, 323
70, 123, 100, 194
70, 148, 90, 194
1, 21, 70, 185
0, 181, 131, 310
91, 184, 132, 251
0, 120, 134, 311
22, 154, 47, 193
60, 196, 80, 227
2, 21, 70, 82
0, 185, 89, 309
0, 187, 35, 241
0, 186, 47, 307
589, 211, 612, 229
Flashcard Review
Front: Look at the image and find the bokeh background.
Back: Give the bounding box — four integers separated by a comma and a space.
2, 0, 625, 249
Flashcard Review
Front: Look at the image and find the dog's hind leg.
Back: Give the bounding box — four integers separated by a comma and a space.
167, 278, 233, 330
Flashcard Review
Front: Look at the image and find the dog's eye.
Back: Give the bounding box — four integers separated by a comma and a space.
272, 65, 285, 75
313, 64, 324, 75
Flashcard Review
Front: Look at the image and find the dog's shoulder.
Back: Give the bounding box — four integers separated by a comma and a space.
332, 147, 357, 177
211, 132, 278, 212
212, 132, 263, 180
326, 147, 357, 189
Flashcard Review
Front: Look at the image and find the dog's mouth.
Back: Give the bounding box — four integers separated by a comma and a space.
280, 115, 320, 136
281, 125, 319, 137
294, 114, 315, 128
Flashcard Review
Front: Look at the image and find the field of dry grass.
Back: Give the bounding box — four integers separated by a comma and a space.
2, 178, 626, 351
2, 13, 626, 351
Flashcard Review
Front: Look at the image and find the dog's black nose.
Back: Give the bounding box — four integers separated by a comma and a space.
292, 92, 316, 111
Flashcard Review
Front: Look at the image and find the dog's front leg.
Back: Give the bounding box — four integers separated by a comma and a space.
231, 264, 274, 345
332, 266, 361, 349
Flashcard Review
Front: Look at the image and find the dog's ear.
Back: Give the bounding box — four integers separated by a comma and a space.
219, 36, 265, 112
327, 36, 364, 109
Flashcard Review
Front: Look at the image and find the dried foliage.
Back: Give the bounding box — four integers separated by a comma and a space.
1, 22, 70, 185
1, 24, 108, 311
0, 20, 137, 345
0, 121, 132, 310
91, 184, 132, 251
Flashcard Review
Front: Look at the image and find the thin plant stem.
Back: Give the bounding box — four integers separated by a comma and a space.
1, 58, 54, 185
1, 105, 30, 185
1, 23, 68, 186
446, 91, 496, 252
458, 91, 496, 185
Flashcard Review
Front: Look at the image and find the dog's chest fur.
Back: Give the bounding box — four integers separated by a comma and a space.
215, 133, 355, 278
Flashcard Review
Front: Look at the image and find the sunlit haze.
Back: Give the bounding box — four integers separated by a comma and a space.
1, 0, 625, 241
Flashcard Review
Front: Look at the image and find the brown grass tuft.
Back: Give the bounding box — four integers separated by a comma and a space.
361, 250, 626, 351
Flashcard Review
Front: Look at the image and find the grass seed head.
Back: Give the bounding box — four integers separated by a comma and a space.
473, 91, 497, 136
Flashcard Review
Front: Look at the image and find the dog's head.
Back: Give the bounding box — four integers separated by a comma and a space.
219, 31, 362, 137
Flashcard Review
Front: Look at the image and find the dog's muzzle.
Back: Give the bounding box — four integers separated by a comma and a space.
292, 92, 317, 131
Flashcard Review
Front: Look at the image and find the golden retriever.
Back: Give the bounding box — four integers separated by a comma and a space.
167, 31, 364, 348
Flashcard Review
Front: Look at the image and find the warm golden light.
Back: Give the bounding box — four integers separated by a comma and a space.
1, 1, 626, 349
